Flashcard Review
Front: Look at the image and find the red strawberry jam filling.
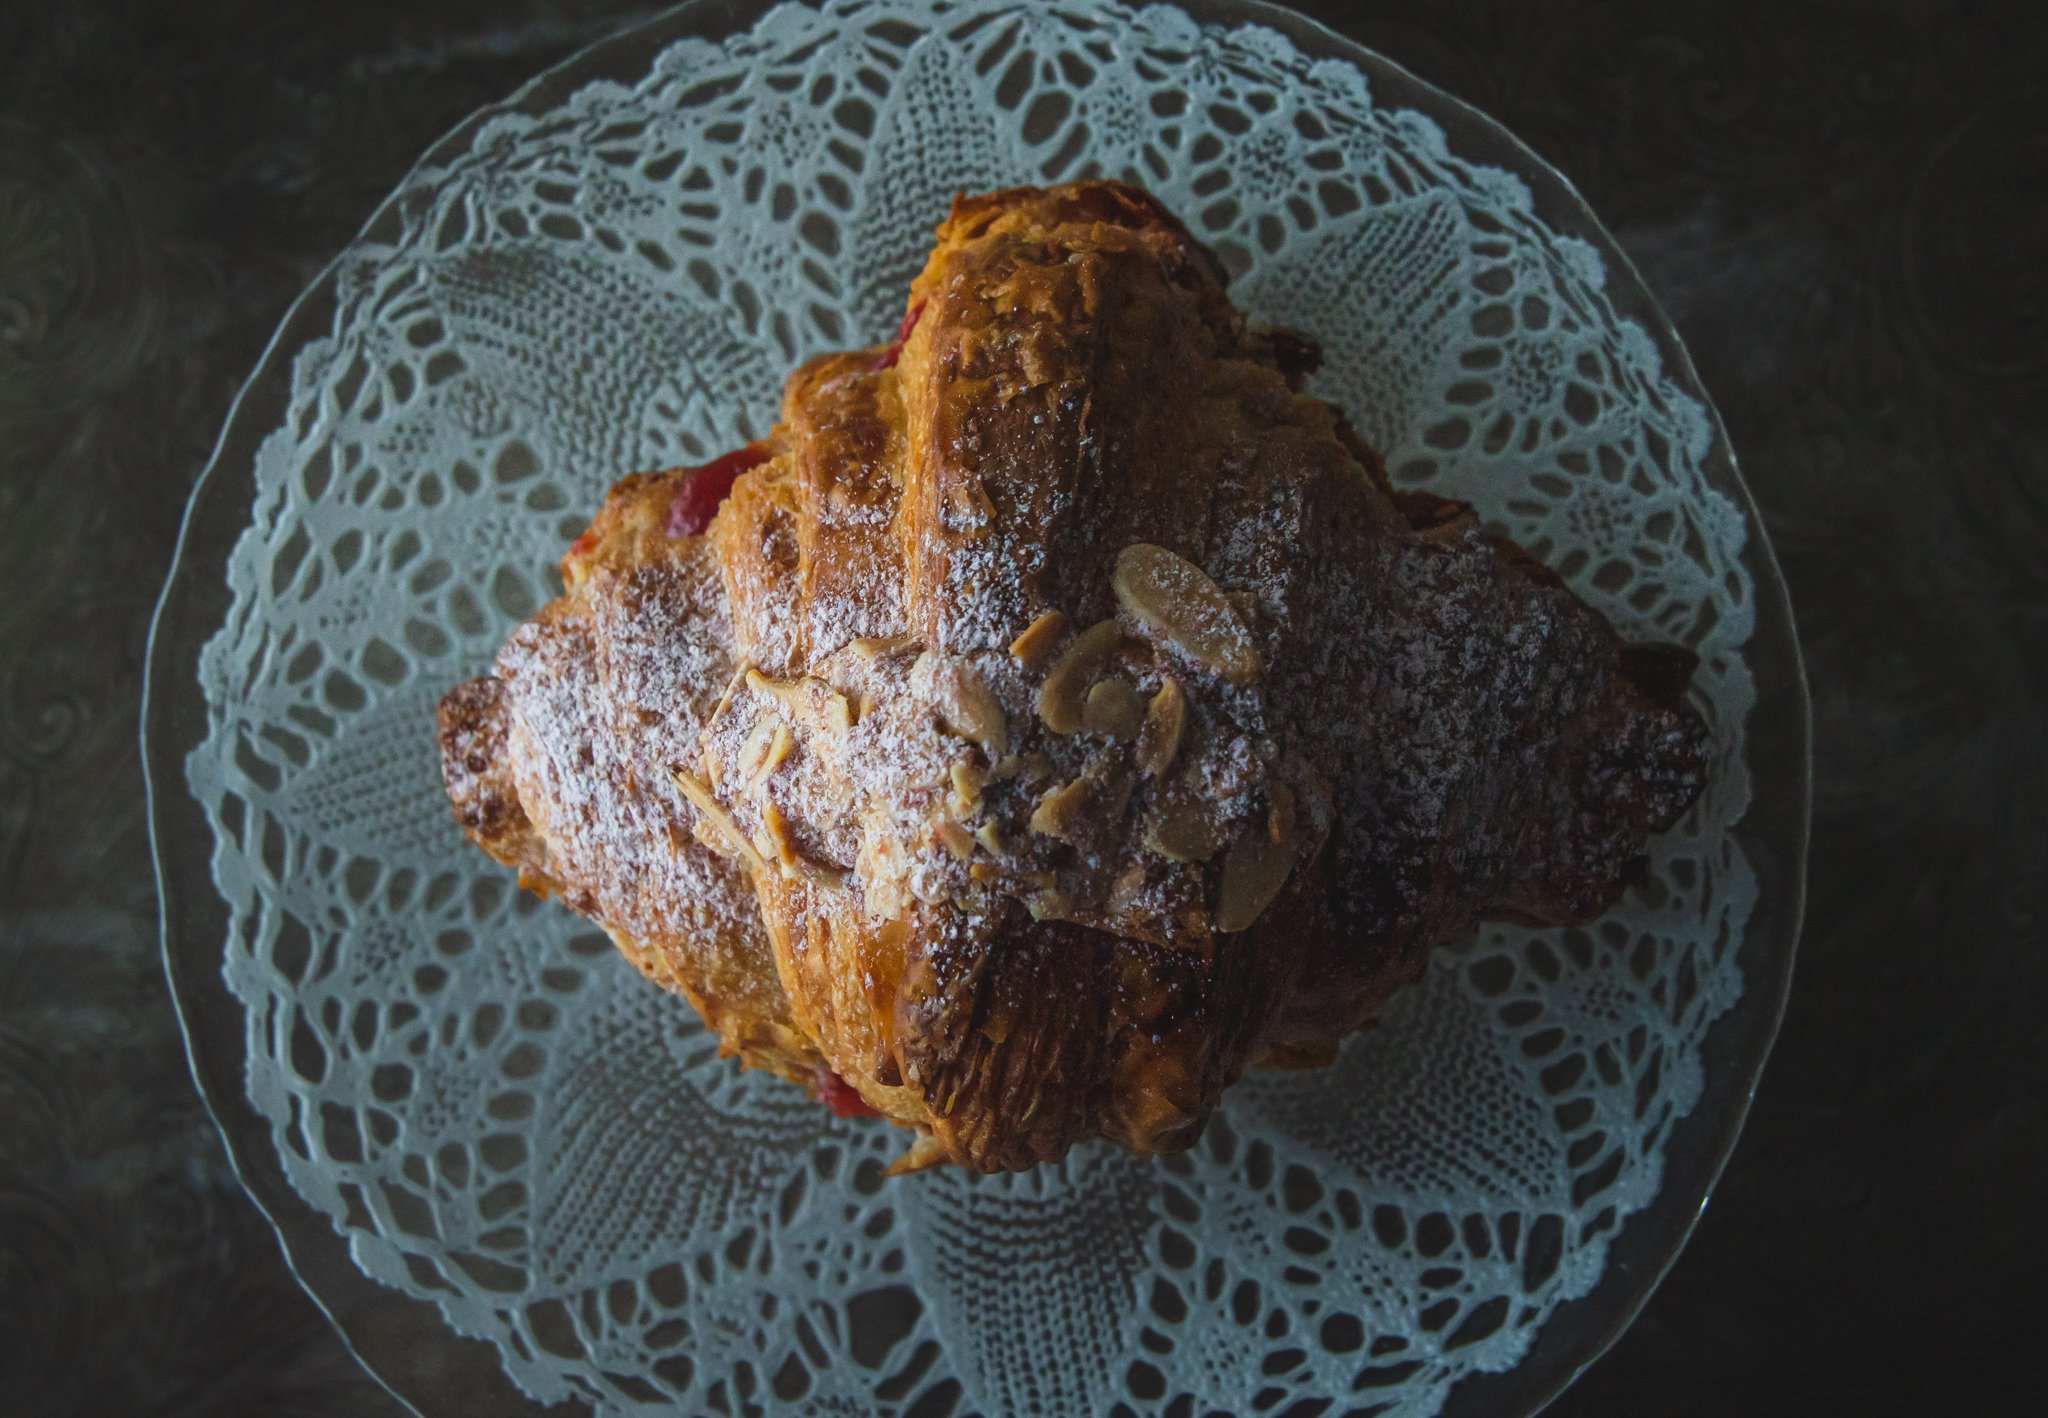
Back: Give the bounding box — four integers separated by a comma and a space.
664, 443, 771, 538
813, 1064, 880, 1118
870, 300, 926, 371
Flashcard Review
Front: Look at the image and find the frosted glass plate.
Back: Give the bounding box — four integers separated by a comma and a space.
145, 2, 1809, 1415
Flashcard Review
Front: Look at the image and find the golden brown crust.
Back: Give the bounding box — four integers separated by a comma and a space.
442, 484, 819, 1086
436, 673, 541, 876
437, 180, 1708, 1170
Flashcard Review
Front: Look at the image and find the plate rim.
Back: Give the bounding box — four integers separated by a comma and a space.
143, 2, 1813, 1414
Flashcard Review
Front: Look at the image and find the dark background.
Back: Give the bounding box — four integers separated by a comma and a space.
2, 0, 2042, 1414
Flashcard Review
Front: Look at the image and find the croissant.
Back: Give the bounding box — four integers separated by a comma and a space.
438, 181, 1707, 1173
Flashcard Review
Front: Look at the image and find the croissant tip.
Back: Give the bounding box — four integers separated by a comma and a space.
881, 1134, 952, 1177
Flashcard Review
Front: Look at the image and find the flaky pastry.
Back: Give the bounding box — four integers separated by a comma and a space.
438, 181, 1707, 1173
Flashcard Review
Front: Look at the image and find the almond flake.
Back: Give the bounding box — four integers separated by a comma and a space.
674, 770, 763, 871
745, 668, 806, 712
747, 668, 855, 738
737, 720, 772, 776
738, 719, 778, 785
691, 819, 738, 860
1028, 760, 1133, 842
1082, 676, 1146, 740
703, 661, 750, 735
933, 820, 975, 860
825, 689, 854, 734
1108, 863, 1149, 913
761, 799, 802, 874
850, 633, 920, 661
1139, 678, 1187, 778
923, 654, 1009, 755
1025, 885, 1072, 921
1029, 776, 1092, 840
1009, 608, 1068, 668
949, 760, 984, 815
1142, 792, 1226, 863
1112, 543, 1263, 684
1039, 619, 1129, 733
1215, 826, 1298, 932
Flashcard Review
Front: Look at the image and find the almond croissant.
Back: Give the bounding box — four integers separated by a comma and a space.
438, 181, 1707, 1173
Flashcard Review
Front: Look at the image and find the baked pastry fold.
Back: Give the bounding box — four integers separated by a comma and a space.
439, 181, 1707, 1172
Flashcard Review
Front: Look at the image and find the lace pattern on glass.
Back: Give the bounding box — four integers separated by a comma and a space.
188, 2, 1757, 1412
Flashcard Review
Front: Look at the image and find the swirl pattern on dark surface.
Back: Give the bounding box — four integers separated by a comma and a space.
1, 1, 2042, 1415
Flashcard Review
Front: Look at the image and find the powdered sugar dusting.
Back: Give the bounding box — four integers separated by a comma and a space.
456, 184, 1702, 1171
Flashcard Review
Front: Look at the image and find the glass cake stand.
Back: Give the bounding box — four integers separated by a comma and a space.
145, 2, 1810, 1414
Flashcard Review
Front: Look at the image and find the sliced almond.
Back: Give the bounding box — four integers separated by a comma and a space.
741, 721, 794, 786
1029, 776, 1094, 841
1028, 760, 1133, 842
1215, 825, 1298, 933
1082, 676, 1146, 741
1112, 543, 1263, 685
1142, 791, 1227, 863
949, 760, 984, 815
1039, 619, 1129, 734
748, 668, 855, 738
1108, 862, 1149, 913
737, 720, 772, 779
933, 819, 976, 860
923, 655, 1008, 755
1009, 608, 1068, 669
943, 679, 1007, 755
703, 661, 750, 736
691, 818, 738, 860
745, 668, 806, 713
761, 799, 801, 874
674, 770, 764, 871
849, 633, 920, 661
1025, 885, 1073, 921
825, 688, 854, 735
1139, 678, 1187, 778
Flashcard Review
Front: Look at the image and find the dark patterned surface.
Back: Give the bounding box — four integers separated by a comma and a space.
0, 1, 2040, 1413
